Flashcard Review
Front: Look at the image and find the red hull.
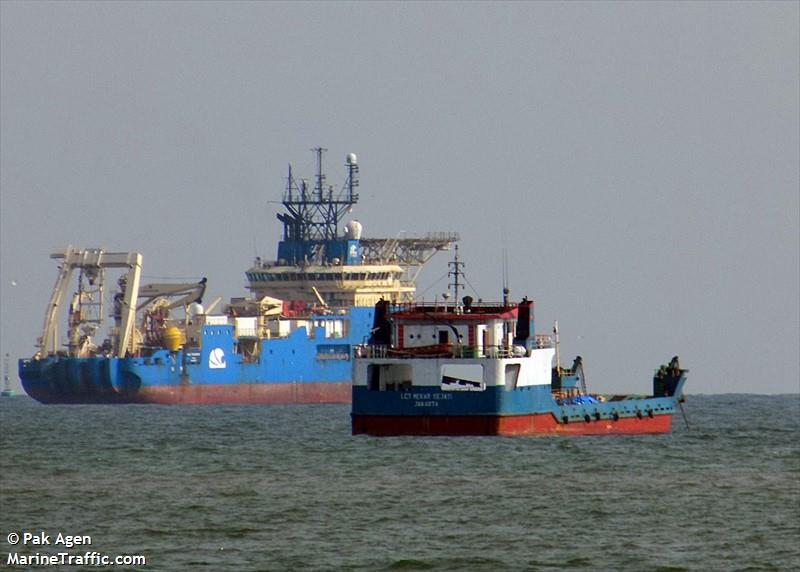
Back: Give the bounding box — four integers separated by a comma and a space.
133, 382, 351, 405
351, 412, 674, 436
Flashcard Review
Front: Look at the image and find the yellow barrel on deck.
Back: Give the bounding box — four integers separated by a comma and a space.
163, 326, 183, 352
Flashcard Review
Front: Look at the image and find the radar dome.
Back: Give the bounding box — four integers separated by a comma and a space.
188, 302, 205, 317
346, 152, 358, 165
345, 220, 363, 240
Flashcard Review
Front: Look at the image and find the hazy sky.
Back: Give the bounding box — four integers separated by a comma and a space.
1, 1, 797, 394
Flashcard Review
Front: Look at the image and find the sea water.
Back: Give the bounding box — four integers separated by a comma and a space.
1, 394, 798, 571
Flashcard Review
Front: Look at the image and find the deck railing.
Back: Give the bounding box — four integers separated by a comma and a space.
354, 343, 552, 359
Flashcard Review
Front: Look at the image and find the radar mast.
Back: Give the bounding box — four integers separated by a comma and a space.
277, 147, 359, 245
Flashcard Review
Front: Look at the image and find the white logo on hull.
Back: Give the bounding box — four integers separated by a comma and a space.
208, 348, 226, 369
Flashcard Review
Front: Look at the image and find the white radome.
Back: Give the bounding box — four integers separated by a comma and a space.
345, 220, 363, 240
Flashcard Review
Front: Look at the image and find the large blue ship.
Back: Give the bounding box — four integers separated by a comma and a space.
19, 149, 458, 404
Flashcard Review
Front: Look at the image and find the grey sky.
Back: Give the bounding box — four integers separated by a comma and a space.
1, 1, 797, 394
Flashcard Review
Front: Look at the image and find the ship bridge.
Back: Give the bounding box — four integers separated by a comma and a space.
246, 148, 458, 307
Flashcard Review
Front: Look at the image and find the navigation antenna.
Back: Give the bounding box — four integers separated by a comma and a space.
448, 245, 465, 313
277, 147, 360, 244
502, 247, 510, 306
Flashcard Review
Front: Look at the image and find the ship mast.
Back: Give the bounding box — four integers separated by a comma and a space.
277, 147, 359, 248
448, 245, 465, 313
246, 149, 459, 306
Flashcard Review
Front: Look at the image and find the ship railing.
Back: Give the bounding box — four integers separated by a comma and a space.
388, 301, 517, 313
474, 345, 519, 358
354, 344, 533, 359
354, 344, 389, 359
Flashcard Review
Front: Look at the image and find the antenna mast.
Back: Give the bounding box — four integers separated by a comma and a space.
276, 147, 360, 252
448, 245, 465, 313
502, 248, 510, 306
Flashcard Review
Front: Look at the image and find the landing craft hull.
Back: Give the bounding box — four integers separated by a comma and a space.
350, 346, 687, 437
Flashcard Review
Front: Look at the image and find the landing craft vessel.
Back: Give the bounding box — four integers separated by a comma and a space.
351, 250, 687, 436
19, 149, 457, 404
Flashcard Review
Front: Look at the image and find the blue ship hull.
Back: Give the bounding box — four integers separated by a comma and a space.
20, 307, 375, 404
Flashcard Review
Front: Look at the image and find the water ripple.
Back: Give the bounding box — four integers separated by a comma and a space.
1, 394, 798, 571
